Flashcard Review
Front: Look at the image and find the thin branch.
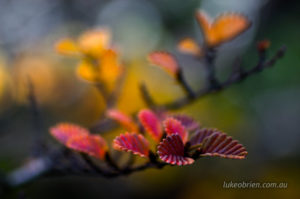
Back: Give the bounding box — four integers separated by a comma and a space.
176, 68, 196, 99
160, 45, 286, 110
90, 46, 287, 133
104, 153, 120, 171
80, 154, 108, 174
27, 78, 46, 156
203, 48, 220, 89
89, 68, 127, 133
139, 82, 155, 108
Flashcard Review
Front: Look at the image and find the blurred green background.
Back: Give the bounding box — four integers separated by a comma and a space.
0, 0, 299, 198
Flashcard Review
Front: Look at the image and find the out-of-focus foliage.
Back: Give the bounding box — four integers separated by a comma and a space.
0, 0, 299, 198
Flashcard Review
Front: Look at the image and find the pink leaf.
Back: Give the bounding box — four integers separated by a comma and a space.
148, 51, 179, 77
113, 132, 150, 157
50, 123, 89, 144
67, 134, 108, 159
172, 114, 200, 132
107, 109, 138, 132
157, 134, 194, 166
138, 109, 163, 142
163, 118, 189, 143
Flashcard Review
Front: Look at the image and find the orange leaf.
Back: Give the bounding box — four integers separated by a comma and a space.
76, 59, 98, 82
195, 10, 251, 47
99, 50, 123, 90
55, 38, 80, 56
106, 109, 138, 132
148, 52, 179, 77
78, 28, 111, 58
67, 134, 108, 159
50, 123, 108, 159
50, 123, 89, 144
177, 38, 202, 56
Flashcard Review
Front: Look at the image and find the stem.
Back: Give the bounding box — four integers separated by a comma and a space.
27, 78, 46, 156
80, 154, 106, 174
204, 48, 220, 89
105, 153, 120, 171
139, 83, 155, 108
176, 69, 195, 99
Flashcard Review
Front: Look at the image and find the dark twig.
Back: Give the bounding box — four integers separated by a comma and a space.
123, 154, 135, 170
176, 68, 196, 99
86, 46, 286, 134
106, 67, 127, 108
160, 45, 286, 110
89, 67, 127, 133
104, 152, 120, 171
204, 48, 220, 89
80, 154, 107, 174
27, 78, 46, 156
139, 82, 155, 108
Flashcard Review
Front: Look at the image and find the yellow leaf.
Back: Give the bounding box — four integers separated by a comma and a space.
78, 28, 111, 58
76, 59, 98, 82
55, 38, 79, 56
99, 50, 122, 90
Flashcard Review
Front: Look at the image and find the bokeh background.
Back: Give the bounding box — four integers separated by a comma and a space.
0, 0, 299, 198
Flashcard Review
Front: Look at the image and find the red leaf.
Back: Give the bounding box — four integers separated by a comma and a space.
172, 114, 200, 132
148, 52, 179, 77
50, 123, 89, 144
189, 128, 216, 146
67, 134, 108, 159
138, 109, 163, 142
191, 129, 247, 159
113, 132, 150, 157
163, 118, 189, 143
107, 109, 138, 132
257, 39, 270, 52
157, 134, 194, 166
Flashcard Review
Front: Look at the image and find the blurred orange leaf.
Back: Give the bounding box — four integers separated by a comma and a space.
195, 10, 251, 47
50, 123, 108, 159
148, 52, 179, 77
76, 59, 98, 82
50, 123, 89, 144
67, 134, 108, 159
177, 38, 202, 56
78, 28, 111, 58
99, 49, 123, 90
55, 38, 80, 56
106, 109, 138, 132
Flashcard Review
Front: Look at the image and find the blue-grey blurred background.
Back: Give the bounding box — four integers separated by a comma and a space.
0, 0, 299, 198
